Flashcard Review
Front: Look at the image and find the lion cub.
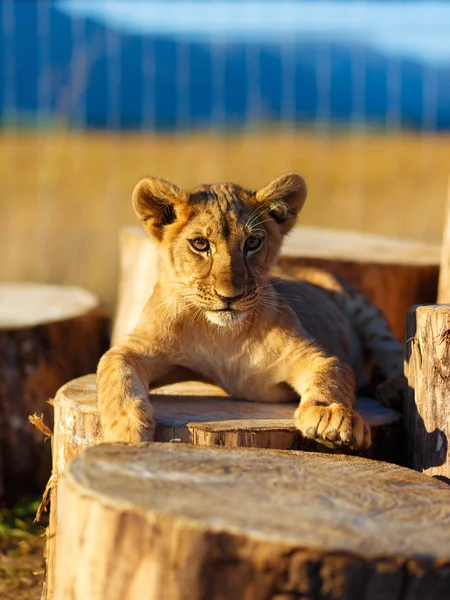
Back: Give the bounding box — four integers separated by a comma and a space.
97, 174, 403, 449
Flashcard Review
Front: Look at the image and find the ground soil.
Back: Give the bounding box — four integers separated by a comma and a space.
0, 535, 45, 600
0, 498, 47, 600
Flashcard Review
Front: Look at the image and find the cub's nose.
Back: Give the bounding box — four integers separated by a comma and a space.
215, 291, 244, 304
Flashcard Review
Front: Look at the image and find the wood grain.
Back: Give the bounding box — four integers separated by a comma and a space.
54, 443, 450, 600
112, 226, 439, 344
405, 305, 450, 482
0, 284, 109, 503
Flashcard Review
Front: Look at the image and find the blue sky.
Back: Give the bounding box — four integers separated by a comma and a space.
57, 1, 450, 65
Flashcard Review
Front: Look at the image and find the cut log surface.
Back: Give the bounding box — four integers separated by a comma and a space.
53, 374, 404, 464
54, 443, 450, 600
406, 305, 450, 482
112, 226, 440, 344
0, 283, 109, 502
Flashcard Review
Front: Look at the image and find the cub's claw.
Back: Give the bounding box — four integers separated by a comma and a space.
295, 402, 371, 449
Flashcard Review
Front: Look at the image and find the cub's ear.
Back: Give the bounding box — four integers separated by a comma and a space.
255, 173, 307, 235
132, 177, 187, 242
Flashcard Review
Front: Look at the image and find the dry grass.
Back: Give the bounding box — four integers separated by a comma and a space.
1, 129, 448, 312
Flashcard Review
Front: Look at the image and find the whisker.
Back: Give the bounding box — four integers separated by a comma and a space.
250, 217, 274, 229
245, 203, 270, 230
245, 203, 266, 226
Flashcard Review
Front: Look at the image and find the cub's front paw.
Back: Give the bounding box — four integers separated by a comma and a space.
101, 397, 155, 443
294, 402, 371, 449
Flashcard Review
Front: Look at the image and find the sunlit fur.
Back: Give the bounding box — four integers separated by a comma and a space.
97, 174, 403, 449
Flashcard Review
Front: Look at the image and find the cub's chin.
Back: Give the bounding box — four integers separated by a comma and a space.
205, 310, 248, 327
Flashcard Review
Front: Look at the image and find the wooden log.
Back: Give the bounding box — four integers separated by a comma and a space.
437, 177, 450, 303
112, 226, 440, 344
54, 443, 450, 600
0, 283, 109, 503
405, 305, 450, 482
42, 374, 403, 598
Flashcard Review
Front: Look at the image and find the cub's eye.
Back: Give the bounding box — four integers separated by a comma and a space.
245, 236, 262, 253
190, 237, 210, 252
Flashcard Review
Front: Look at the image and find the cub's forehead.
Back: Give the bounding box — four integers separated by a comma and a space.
184, 182, 256, 236
189, 183, 253, 213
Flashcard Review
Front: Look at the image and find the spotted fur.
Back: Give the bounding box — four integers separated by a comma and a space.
97, 173, 403, 449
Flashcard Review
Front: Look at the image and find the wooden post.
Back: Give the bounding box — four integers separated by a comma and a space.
437, 176, 450, 303
112, 226, 440, 344
0, 283, 109, 503
405, 305, 450, 482
53, 443, 450, 600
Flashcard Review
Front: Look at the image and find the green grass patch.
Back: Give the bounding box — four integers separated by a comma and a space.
0, 497, 44, 555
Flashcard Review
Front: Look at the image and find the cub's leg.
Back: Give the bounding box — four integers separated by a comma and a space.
287, 345, 371, 449
97, 334, 170, 443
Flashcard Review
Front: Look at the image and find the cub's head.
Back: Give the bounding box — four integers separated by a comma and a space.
133, 173, 307, 327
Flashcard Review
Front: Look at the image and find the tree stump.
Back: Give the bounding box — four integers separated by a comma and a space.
0, 283, 109, 503
42, 374, 403, 598
113, 227, 161, 347
112, 226, 439, 344
405, 305, 450, 482
54, 443, 450, 600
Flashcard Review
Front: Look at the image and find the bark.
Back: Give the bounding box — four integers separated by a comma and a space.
405, 305, 450, 482
112, 226, 439, 344
54, 443, 450, 600
0, 284, 109, 504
